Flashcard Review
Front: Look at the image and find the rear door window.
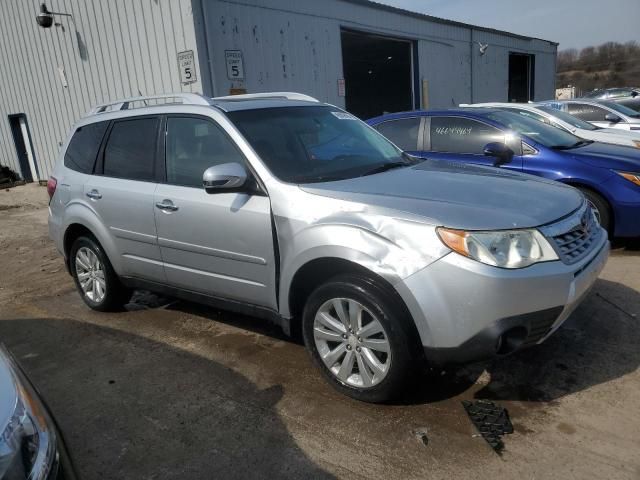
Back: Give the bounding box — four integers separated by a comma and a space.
429, 117, 504, 154
103, 117, 159, 181
566, 103, 609, 122
64, 121, 109, 174
375, 118, 421, 151
165, 116, 245, 188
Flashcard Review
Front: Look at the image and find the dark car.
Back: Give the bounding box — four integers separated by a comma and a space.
583, 88, 640, 111
367, 108, 640, 238
0, 344, 76, 479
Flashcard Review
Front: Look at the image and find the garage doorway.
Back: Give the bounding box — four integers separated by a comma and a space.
508, 53, 535, 102
8, 114, 39, 183
341, 29, 416, 119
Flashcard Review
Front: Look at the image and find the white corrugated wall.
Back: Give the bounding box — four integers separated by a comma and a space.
0, 0, 202, 180
196, 0, 557, 109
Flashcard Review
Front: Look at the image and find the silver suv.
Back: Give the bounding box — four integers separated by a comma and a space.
48, 92, 609, 402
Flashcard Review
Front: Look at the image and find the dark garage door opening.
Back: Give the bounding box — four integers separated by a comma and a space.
341, 29, 415, 119
508, 53, 535, 102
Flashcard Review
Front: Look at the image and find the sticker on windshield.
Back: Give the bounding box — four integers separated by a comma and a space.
331, 111, 357, 120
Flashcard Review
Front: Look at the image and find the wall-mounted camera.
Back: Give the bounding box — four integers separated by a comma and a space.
35, 3, 72, 29
35, 4, 54, 28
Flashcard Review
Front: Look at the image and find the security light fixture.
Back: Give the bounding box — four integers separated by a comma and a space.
477, 41, 489, 55
35, 3, 72, 29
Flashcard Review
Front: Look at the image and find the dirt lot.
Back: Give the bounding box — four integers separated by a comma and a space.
1, 183, 639, 479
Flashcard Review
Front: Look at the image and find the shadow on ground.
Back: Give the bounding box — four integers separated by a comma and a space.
0, 317, 333, 480
468, 278, 638, 403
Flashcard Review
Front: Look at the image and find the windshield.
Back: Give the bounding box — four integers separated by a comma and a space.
601, 101, 640, 118
536, 105, 598, 131
227, 106, 411, 183
486, 110, 584, 148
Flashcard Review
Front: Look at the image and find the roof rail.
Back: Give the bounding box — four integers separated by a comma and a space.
89, 93, 211, 115
211, 92, 319, 103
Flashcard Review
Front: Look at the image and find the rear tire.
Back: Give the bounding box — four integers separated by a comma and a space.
302, 273, 422, 403
579, 188, 611, 233
69, 235, 131, 311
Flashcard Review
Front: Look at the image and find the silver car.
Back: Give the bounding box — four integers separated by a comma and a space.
48, 92, 609, 402
0, 344, 76, 479
540, 99, 640, 131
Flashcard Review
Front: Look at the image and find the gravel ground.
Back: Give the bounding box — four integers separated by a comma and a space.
0, 183, 639, 479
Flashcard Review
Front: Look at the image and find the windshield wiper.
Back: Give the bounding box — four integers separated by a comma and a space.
551, 140, 593, 150
361, 161, 411, 177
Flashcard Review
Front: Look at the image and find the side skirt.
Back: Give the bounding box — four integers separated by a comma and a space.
120, 276, 291, 336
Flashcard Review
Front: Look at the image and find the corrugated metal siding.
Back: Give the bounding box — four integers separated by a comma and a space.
196, 0, 556, 109
0, 0, 201, 180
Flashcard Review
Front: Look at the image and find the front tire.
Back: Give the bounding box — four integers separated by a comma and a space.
579, 188, 611, 233
70, 235, 131, 311
302, 274, 421, 403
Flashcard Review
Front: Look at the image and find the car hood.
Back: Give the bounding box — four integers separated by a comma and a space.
581, 128, 640, 147
598, 128, 640, 140
571, 142, 640, 171
301, 160, 583, 230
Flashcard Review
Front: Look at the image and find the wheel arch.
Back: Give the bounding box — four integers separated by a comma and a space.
560, 179, 614, 231
62, 204, 121, 274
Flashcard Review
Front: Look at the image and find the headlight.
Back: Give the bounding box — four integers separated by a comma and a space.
615, 170, 640, 186
437, 227, 558, 268
0, 347, 57, 480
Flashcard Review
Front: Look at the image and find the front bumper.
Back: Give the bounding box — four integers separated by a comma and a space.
395, 232, 609, 365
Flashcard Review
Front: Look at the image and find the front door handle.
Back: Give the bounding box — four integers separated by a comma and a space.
86, 189, 102, 200
155, 200, 179, 212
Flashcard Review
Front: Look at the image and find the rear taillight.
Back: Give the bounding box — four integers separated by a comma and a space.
47, 176, 57, 200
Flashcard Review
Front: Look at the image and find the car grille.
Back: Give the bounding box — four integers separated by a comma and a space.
547, 205, 602, 265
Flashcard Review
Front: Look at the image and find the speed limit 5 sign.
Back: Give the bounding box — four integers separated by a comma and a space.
177, 50, 197, 85
225, 50, 245, 80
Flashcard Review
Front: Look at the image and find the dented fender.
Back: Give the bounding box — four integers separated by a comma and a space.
271, 185, 450, 318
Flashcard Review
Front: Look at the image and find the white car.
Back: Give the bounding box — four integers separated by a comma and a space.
462, 102, 640, 149
538, 100, 640, 132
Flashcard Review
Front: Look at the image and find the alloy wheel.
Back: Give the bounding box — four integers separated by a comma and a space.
313, 298, 391, 388
75, 247, 106, 303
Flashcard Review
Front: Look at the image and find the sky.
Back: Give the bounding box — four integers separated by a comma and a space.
375, 0, 640, 51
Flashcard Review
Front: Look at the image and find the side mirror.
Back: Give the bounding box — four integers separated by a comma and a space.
203, 162, 247, 193
483, 142, 514, 167
605, 113, 621, 123
631, 91, 639, 98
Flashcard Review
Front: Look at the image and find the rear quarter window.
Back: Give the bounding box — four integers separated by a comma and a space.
64, 121, 109, 174
375, 118, 421, 151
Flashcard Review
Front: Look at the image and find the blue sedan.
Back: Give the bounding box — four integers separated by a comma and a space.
367, 108, 640, 237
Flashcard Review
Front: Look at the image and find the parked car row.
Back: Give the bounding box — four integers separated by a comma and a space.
48, 92, 610, 404
369, 105, 640, 238
541, 99, 640, 131
583, 87, 640, 112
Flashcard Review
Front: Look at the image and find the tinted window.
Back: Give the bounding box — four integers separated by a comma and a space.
429, 117, 504, 154
166, 117, 245, 188
227, 106, 407, 183
566, 103, 609, 122
103, 118, 158, 181
64, 122, 108, 174
375, 118, 421, 151
601, 101, 640, 118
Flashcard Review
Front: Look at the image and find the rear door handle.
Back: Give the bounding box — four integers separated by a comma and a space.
155, 200, 179, 212
86, 189, 102, 200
